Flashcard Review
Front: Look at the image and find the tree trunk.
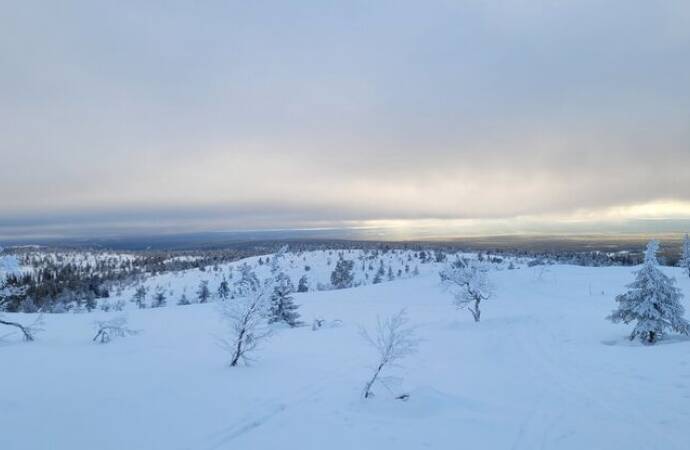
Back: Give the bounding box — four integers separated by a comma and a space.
230, 328, 245, 367
470, 299, 481, 322
363, 363, 384, 399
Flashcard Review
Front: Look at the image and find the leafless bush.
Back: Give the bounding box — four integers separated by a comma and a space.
360, 309, 418, 399
217, 277, 274, 367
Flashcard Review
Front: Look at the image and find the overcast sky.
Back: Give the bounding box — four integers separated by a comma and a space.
2, 1, 690, 239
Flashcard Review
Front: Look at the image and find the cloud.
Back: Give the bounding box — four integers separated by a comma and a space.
1, 1, 689, 237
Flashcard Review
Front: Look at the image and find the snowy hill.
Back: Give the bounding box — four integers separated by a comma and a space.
2, 261, 690, 450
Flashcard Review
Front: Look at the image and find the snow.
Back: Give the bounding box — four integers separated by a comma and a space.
2, 260, 690, 450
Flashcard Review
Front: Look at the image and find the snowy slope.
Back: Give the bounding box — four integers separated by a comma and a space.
2, 263, 690, 450
101, 249, 453, 310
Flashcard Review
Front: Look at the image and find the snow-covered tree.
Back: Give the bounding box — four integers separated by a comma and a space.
608, 240, 689, 344
331, 258, 355, 289
132, 286, 147, 309
360, 309, 418, 399
679, 234, 690, 278
269, 272, 301, 327
151, 286, 166, 308
197, 280, 211, 303
177, 291, 191, 306
92, 316, 139, 344
441, 261, 493, 322
236, 263, 260, 295
217, 277, 230, 301
297, 275, 309, 293
217, 277, 274, 367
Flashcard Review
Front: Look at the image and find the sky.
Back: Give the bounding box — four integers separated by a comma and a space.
2, 1, 690, 239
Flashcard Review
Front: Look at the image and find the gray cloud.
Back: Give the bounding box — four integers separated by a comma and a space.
1, 1, 690, 237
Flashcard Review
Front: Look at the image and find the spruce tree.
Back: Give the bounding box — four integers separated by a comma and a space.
680, 233, 690, 278
177, 292, 191, 306
269, 272, 301, 327
151, 286, 167, 308
331, 258, 355, 289
217, 277, 230, 301
297, 275, 309, 293
132, 286, 147, 309
197, 280, 211, 303
608, 240, 689, 344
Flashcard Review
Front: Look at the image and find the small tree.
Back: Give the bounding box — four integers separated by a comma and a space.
680, 234, 690, 278
441, 262, 492, 322
331, 258, 355, 289
360, 309, 418, 399
92, 316, 139, 344
197, 280, 211, 303
132, 286, 147, 309
608, 240, 689, 344
297, 275, 309, 293
269, 273, 301, 327
151, 286, 167, 308
177, 292, 191, 306
217, 277, 231, 301
217, 277, 273, 367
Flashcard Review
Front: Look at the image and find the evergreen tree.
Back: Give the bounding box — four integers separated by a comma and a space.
84, 291, 97, 312
132, 286, 147, 309
197, 280, 211, 303
680, 233, 690, 278
373, 261, 385, 284
330, 258, 355, 289
217, 277, 230, 301
151, 286, 167, 308
297, 274, 309, 293
387, 265, 394, 281
236, 263, 260, 295
608, 240, 689, 344
269, 272, 301, 327
177, 292, 191, 306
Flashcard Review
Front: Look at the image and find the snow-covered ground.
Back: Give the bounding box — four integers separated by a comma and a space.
2, 261, 690, 450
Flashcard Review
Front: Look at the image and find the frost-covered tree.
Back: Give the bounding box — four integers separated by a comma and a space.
608, 240, 689, 344
236, 263, 260, 295
197, 280, 211, 303
217, 278, 274, 367
20, 297, 39, 313
269, 272, 301, 327
360, 309, 418, 399
441, 262, 493, 322
297, 274, 309, 293
331, 258, 355, 289
151, 286, 167, 308
680, 234, 690, 278
177, 291, 191, 306
132, 286, 147, 309
217, 277, 230, 301
92, 316, 139, 344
